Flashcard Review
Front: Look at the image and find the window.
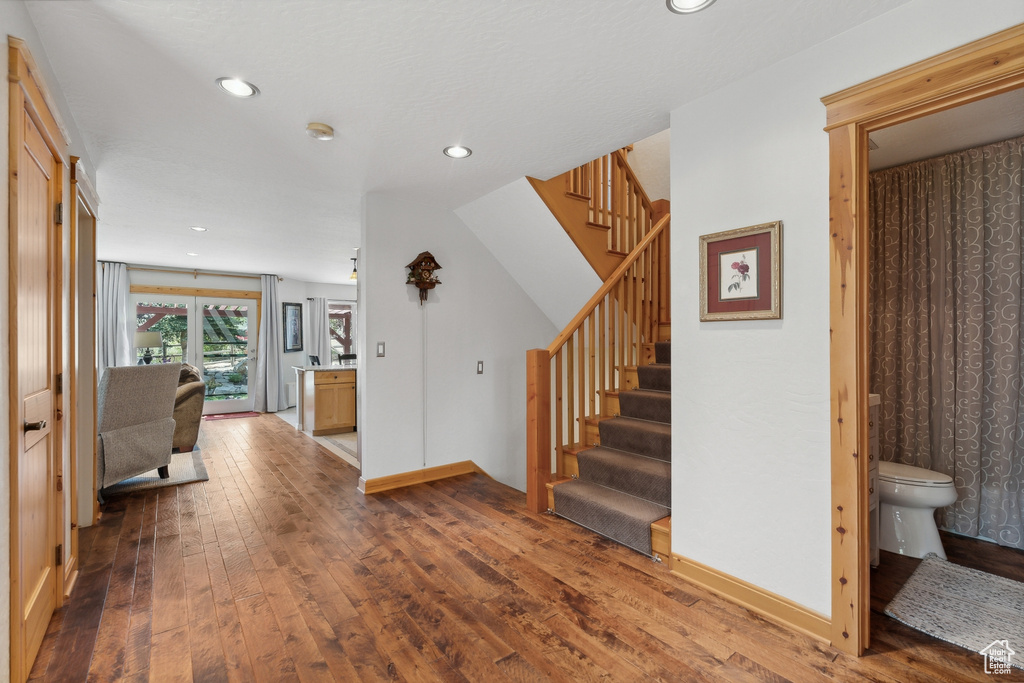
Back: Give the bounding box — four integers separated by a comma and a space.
328, 300, 357, 363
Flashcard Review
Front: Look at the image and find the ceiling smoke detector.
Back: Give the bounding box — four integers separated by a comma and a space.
306, 122, 335, 141
666, 0, 717, 14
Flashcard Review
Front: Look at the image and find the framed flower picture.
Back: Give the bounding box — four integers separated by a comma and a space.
699, 221, 782, 321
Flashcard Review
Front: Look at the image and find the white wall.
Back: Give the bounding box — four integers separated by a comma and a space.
669, 0, 1024, 616
456, 178, 600, 330
628, 128, 670, 202
359, 193, 558, 491
1, 0, 99, 673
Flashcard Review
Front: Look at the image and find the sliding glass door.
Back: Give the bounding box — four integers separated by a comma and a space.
133, 294, 257, 414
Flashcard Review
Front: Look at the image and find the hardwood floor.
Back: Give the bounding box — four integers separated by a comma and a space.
30, 414, 1014, 681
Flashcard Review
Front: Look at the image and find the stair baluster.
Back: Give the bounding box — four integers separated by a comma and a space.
526, 214, 670, 514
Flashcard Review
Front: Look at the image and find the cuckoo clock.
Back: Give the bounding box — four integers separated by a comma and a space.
406, 251, 442, 304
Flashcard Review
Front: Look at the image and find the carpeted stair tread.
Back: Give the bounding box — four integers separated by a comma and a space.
637, 364, 671, 392
618, 389, 671, 423
655, 342, 671, 364
577, 446, 671, 507
599, 416, 671, 462
553, 479, 668, 555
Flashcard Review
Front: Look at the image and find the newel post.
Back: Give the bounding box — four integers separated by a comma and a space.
526, 348, 551, 513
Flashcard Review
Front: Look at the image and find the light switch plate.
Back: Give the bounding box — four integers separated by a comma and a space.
477, 361, 484, 374
376, 342, 385, 357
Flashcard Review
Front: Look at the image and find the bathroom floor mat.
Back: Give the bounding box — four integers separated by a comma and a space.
884, 554, 1024, 670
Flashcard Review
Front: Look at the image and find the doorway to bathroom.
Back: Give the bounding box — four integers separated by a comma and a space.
866, 95, 1024, 549
864, 88, 1024, 659
823, 25, 1024, 656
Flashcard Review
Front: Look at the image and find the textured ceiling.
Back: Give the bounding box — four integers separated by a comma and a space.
25, 0, 912, 283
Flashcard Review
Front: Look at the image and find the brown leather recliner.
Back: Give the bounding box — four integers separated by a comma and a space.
173, 363, 205, 452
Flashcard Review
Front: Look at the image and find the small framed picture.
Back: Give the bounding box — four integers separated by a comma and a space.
308, 355, 320, 366
699, 221, 782, 321
283, 302, 303, 352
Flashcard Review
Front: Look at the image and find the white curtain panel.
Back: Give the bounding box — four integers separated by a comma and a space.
97, 261, 132, 375
254, 274, 287, 412
309, 297, 332, 365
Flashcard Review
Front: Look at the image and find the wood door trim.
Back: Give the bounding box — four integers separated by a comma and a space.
822, 22, 1024, 656
7, 37, 70, 156
130, 284, 261, 299
67, 157, 99, 591
73, 162, 100, 526
822, 24, 1024, 132
9, 36, 68, 682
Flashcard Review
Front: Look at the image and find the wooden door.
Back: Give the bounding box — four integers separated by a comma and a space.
8, 38, 67, 682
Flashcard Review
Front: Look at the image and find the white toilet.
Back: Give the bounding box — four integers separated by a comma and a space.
878, 461, 957, 560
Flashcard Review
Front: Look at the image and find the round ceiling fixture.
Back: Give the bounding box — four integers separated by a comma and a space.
306, 122, 335, 141
443, 145, 472, 159
666, 0, 717, 13
189, 225, 207, 232
185, 252, 199, 257
216, 77, 260, 98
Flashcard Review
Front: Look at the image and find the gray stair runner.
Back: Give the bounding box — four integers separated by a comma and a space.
553, 341, 671, 555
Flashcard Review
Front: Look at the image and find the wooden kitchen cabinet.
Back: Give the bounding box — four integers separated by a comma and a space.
302, 369, 356, 435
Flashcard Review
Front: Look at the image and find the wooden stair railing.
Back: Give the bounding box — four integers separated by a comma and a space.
529, 148, 663, 281
527, 214, 670, 513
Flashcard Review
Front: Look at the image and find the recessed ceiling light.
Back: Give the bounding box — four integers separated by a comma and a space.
306, 122, 335, 141
186, 252, 199, 257
666, 0, 717, 14
443, 145, 472, 159
216, 77, 260, 98
189, 225, 207, 232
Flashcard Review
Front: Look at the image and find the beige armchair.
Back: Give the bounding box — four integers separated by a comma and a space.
173, 363, 205, 452
97, 363, 180, 491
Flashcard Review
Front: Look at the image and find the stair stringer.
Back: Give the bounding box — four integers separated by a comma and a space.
528, 174, 625, 280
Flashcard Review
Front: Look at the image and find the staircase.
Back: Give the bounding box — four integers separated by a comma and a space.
526, 146, 671, 559
551, 341, 671, 556
529, 148, 668, 281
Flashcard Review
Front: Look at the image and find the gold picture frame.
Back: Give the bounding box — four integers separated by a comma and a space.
699, 220, 782, 321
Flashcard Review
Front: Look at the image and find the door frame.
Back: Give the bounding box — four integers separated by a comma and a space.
195, 295, 258, 413
822, 24, 1024, 656
130, 285, 261, 413
67, 157, 99, 589
8, 36, 70, 681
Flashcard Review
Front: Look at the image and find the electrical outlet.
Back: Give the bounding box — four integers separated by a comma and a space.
376, 342, 385, 357
477, 361, 484, 374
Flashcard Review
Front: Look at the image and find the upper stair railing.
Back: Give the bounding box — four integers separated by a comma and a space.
529, 148, 665, 281
567, 148, 656, 257
526, 213, 670, 513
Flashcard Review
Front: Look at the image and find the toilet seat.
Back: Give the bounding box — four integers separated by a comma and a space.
879, 461, 953, 488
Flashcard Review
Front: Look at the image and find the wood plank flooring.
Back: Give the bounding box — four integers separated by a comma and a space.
29, 414, 1016, 681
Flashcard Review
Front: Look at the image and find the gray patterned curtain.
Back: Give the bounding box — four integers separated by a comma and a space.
869, 135, 1024, 550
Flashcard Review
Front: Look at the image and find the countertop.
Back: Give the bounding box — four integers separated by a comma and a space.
293, 364, 358, 371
